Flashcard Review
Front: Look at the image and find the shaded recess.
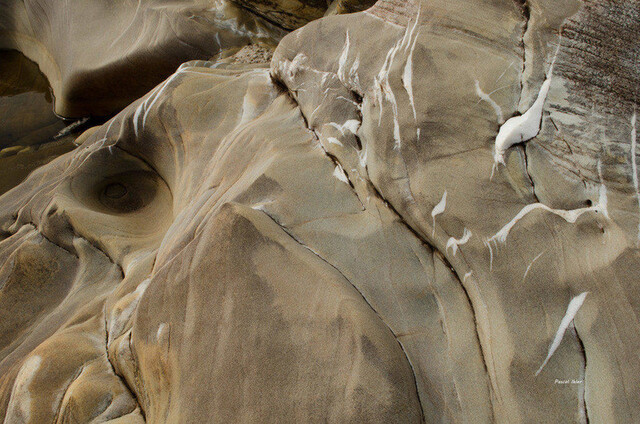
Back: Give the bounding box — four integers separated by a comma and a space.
0, 50, 75, 195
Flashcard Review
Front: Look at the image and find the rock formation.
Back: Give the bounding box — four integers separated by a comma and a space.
0, 0, 639, 422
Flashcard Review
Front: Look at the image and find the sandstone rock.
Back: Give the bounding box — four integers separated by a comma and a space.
1, 0, 639, 422
0, 50, 76, 195
0, 0, 286, 118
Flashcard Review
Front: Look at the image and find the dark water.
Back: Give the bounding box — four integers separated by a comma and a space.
0, 50, 76, 195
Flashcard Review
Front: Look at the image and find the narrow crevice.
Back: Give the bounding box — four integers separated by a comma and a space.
8, 218, 124, 278
574, 325, 590, 424
367, 170, 496, 422
522, 144, 541, 202
19, 222, 78, 258
255, 206, 425, 424
326, 152, 356, 190
308, 127, 363, 208
128, 330, 148, 420
515, 0, 531, 37
273, 79, 366, 207
353, 133, 363, 150
79, 234, 125, 278
271, 71, 492, 420
514, 0, 531, 110
103, 304, 147, 422
440, 251, 496, 421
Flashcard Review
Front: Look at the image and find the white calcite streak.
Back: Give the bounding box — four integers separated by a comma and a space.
250, 199, 274, 212
333, 164, 350, 184
475, 80, 504, 124
157, 323, 168, 340
403, 36, 419, 122
399, 9, 420, 50
431, 190, 447, 236
337, 32, 350, 83
374, 40, 402, 148
535, 292, 589, 376
358, 142, 368, 168
522, 251, 545, 283
348, 57, 361, 92
328, 119, 360, 136
446, 228, 472, 256
327, 137, 343, 146
401, 12, 420, 122
493, 77, 552, 165
486, 183, 608, 245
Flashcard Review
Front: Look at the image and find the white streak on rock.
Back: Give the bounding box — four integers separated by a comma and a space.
134, 277, 152, 296
496, 61, 516, 83
446, 228, 472, 256
403, 34, 419, 121
95, 118, 116, 146
535, 292, 588, 376
522, 251, 545, 283
475, 80, 504, 124
493, 77, 551, 165
333, 164, 350, 184
337, 32, 350, 83
392, 116, 402, 149
328, 119, 360, 136
251, 199, 274, 212
286, 53, 307, 79
358, 143, 368, 168
375, 41, 402, 149
321, 73, 330, 86
431, 190, 447, 235
484, 240, 494, 271
486, 183, 608, 244
337, 95, 361, 108
132, 101, 143, 138
157, 323, 167, 340
239, 90, 256, 125
348, 57, 361, 91
400, 7, 420, 51
327, 137, 343, 146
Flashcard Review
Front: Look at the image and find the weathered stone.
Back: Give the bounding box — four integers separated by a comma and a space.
0, 50, 76, 195
1, 0, 639, 422
0, 0, 286, 118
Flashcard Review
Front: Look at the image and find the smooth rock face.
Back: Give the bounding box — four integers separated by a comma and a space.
0, 0, 286, 118
1, 0, 639, 423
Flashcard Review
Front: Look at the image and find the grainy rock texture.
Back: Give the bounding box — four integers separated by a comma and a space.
0, 0, 639, 423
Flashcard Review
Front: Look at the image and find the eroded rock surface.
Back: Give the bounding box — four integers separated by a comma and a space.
0, 50, 76, 196
0, 0, 286, 118
1, 0, 639, 422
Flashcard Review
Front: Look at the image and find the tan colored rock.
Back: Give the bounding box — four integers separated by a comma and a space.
0, 0, 285, 118
1, 0, 639, 422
